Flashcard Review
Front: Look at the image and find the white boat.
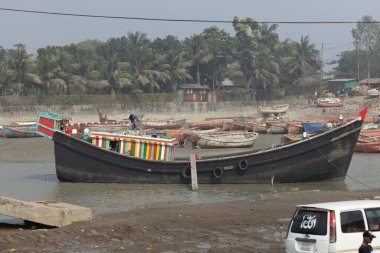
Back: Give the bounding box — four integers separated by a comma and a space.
197, 132, 259, 148
257, 104, 289, 116
368, 88, 380, 98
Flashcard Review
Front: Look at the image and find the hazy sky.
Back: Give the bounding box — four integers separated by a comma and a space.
1, 0, 380, 69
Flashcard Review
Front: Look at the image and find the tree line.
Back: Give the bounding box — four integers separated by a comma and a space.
2, 16, 376, 99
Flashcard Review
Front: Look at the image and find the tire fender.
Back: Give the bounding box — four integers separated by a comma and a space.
238, 159, 249, 170
213, 167, 224, 178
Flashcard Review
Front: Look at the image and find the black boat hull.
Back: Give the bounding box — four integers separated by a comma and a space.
53, 118, 363, 184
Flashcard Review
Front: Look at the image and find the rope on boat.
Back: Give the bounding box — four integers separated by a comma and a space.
307, 125, 379, 190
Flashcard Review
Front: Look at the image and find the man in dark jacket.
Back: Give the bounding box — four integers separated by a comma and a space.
129, 114, 138, 130
359, 231, 376, 253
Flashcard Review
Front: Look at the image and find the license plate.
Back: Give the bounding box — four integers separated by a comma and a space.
300, 242, 314, 252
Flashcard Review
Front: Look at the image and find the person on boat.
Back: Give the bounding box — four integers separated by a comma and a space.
359, 231, 376, 253
129, 114, 138, 130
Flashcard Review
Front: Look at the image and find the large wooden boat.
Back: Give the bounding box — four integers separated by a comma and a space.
197, 132, 259, 149
35, 108, 366, 184
315, 97, 343, 107
257, 104, 289, 116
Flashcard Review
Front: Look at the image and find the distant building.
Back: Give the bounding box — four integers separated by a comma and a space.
177, 83, 211, 102
358, 78, 380, 89
327, 79, 357, 96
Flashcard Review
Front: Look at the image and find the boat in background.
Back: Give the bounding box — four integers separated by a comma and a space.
189, 118, 234, 130
315, 97, 343, 107
367, 88, 380, 98
141, 118, 185, 130
197, 131, 259, 149
257, 104, 289, 116
2, 125, 41, 138
2, 120, 40, 138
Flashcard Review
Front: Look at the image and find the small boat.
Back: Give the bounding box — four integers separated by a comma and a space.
286, 121, 304, 134
197, 132, 259, 149
35, 108, 366, 184
266, 119, 288, 134
189, 118, 234, 130
355, 136, 380, 153
141, 118, 185, 130
315, 97, 343, 107
2, 125, 41, 138
367, 88, 380, 98
257, 104, 289, 116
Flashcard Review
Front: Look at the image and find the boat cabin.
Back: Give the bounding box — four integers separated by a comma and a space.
88, 131, 177, 161
36, 112, 71, 139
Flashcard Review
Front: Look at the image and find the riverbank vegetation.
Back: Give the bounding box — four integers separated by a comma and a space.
0, 15, 379, 101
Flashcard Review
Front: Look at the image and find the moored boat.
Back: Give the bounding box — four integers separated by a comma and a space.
35, 108, 366, 184
2, 125, 41, 138
315, 97, 343, 107
257, 104, 289, 116
197, 131, 259, 149
141, 118, 185, 130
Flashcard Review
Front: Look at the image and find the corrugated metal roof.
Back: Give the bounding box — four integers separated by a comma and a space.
178, 83, 210, 90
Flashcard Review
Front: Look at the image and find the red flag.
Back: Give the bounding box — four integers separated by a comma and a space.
359, 106, 368, 121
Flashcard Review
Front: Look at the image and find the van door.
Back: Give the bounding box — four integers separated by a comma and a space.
286, 208, 329, 253
337, 210, 366, 252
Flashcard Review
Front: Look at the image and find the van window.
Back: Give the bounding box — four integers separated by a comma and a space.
340, 210, 365, 233
290, 209, 327, 235
365, 208, 380, 231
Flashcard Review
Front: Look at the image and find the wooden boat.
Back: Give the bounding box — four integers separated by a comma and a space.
2, 120, 40, 138
34, 108, 366, 184
367, 88, 380, 98
286, 121, 304, 134
315, 97, 343, 107
266, 121, 288, 134
250, 120, 267, 133
197, 132, 259, 149
355, 136, 380, 153
222, 120, 253, 132
141, 118, 185, 130
257, 104, 289, 116
189, 118, 234, 130
2, 125, 41, 138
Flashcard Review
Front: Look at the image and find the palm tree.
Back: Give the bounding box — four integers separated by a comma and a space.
284, 36, 320, 96
185, 34, 213, 84
252, 47, 280, 100
285, 36, 320, 80
164, 51, 192, 92
126, 32, 164, 93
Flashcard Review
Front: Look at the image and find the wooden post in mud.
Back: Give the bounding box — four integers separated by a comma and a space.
190, 154, 198, 190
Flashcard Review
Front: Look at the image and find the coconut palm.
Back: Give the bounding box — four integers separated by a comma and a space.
126, 31, 164, 93
164, 51, 192, 92
284, 36, 320, 80
185, 34, 213, 84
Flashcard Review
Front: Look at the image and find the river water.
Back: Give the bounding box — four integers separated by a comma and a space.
0, 137, 379, 220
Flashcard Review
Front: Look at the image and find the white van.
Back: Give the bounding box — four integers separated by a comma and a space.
285, 200, 380, 252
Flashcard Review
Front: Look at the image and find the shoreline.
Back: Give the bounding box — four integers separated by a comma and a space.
1, 189, 380, 252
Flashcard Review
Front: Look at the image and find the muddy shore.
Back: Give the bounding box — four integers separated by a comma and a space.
0, 96, 379, 252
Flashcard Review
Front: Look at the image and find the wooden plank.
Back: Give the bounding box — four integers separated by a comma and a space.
190, 154, 198, 191
0, 196, 92, 227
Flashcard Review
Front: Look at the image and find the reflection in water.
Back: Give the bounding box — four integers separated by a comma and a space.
0, 152, 379, 216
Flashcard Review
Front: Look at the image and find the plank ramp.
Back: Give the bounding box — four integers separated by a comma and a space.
0, 196, 92, 227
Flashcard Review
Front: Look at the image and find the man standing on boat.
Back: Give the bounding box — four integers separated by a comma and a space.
129, 114, 138, 130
